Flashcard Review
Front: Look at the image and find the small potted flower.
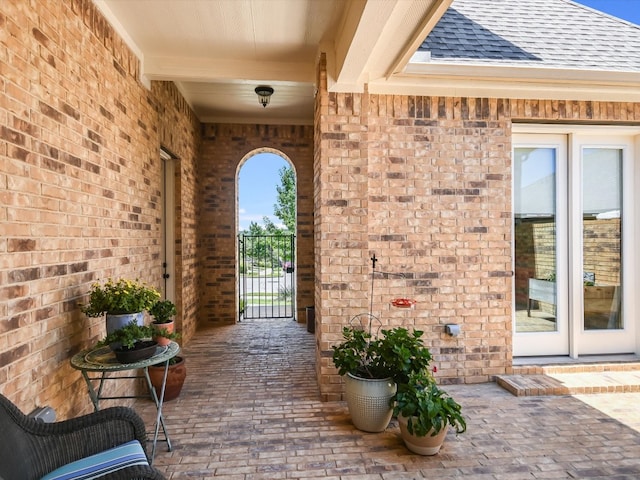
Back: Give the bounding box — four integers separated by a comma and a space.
149, 299, 178, 346
80, 278, 161, 334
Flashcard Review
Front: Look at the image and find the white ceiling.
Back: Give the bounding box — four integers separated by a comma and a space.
95, 0, 640, 124
94, 0, 452, 125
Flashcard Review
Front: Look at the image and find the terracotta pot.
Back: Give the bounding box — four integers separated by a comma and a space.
152, 320, 175, 346
397, 414, 448, 455
344, 373, 396, 432
148, 356, 186, 402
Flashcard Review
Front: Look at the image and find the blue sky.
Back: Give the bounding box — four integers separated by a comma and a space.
238, 153, 289, 231
238, 1, 640, 231
575, 0, 640, 24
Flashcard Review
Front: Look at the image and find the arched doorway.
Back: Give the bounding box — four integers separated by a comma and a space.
197, 123, 314, 327
236, 149, 297, 321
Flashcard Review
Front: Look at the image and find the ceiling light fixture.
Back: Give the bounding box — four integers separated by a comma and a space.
255, 86, 274, 108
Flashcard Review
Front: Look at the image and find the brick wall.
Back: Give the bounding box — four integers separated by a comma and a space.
0, 0, 200, 417
198, 124, 314, 325
314, 57, 640, 400
2, 1, 639, 412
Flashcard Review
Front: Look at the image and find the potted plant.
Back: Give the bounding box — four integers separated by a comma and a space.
148, 355, 187, 402
149, 299, 177, 346
81, 278, 161, 334
97, 320, 180, 364
332, 319, 433, 432
393, 371, 466, 455
97, 321, 158, 363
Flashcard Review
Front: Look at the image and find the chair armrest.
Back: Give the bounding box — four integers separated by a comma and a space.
26, 407, 151, 477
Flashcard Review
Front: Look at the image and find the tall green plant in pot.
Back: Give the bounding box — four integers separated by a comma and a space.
81, 278, 161, 334
393, 371, 466, 455
332, 324, 395, 433
332, 320, 433, 433
149, 299, 177, 346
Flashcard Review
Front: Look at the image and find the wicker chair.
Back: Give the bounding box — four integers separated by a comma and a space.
0, 393, 166, 480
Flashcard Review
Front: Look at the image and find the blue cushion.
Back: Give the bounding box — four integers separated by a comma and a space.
41, 440, 149, 480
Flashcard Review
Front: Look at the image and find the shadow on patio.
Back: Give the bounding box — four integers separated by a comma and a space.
134, 319, 640, 479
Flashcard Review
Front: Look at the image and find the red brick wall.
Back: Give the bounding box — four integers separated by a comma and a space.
198, 124, 315, 325
0, 0, 200, 417
314, 57, 640, 400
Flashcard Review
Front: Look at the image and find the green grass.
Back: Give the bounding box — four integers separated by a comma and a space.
245, 300, 291, 306
243, 293, 292, 306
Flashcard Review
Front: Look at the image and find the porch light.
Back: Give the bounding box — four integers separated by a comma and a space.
255, 86, 274, 107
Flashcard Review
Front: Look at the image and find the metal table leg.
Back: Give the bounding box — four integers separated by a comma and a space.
82, 371, 107, 412
143, 361, 172, 463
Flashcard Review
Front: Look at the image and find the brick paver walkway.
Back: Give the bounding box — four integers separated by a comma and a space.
134, 319, 640, 479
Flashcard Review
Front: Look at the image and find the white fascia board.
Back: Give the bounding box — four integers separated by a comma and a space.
405, 60, 640, 84
369, 69, 640, 102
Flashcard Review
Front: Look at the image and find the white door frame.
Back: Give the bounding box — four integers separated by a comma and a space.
513, 125, 640, 358
161, 148, 176, 302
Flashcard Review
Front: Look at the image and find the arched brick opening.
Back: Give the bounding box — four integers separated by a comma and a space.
198, 124, 314, 326
236, 149, 298, 320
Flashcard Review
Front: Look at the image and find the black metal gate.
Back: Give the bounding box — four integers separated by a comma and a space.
238, 234, 295, 320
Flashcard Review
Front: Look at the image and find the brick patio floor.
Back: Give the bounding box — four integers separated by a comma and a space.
134, 319, 640, 480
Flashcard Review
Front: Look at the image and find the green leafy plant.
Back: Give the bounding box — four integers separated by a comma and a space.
393, 371, 466, 437
153, 326, 181, 341
332, 326, 432, 382
97, 321, 155, 350
377, 327, 432, 385
97, 321, 179, 350
332, 326, 386, 378
81, 278, 161, 317
149, 299, 177, 324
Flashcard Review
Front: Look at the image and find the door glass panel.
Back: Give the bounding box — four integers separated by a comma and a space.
582, 148, 622, 330
514, 147, 557, 332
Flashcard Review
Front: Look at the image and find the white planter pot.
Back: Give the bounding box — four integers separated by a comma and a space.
105, 312, 144, 334
398, 414, 448, 455
344, 373, 396, 432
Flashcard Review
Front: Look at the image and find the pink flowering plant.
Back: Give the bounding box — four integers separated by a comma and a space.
81, 278, 161, 317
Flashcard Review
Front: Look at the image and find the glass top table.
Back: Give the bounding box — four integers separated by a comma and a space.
71, 342, 180, 371
71, 341, 180, 463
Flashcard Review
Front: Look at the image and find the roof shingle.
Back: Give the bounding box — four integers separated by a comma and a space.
419, 0, 640, 72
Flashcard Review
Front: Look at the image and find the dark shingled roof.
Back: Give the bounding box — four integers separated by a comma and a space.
419, 0, 640, 71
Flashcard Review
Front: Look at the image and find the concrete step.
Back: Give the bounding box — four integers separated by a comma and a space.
496, 362, 640, 396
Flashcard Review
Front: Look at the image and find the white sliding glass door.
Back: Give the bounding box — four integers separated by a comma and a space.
513, 135, 568, 356
513, 129, 638, 357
